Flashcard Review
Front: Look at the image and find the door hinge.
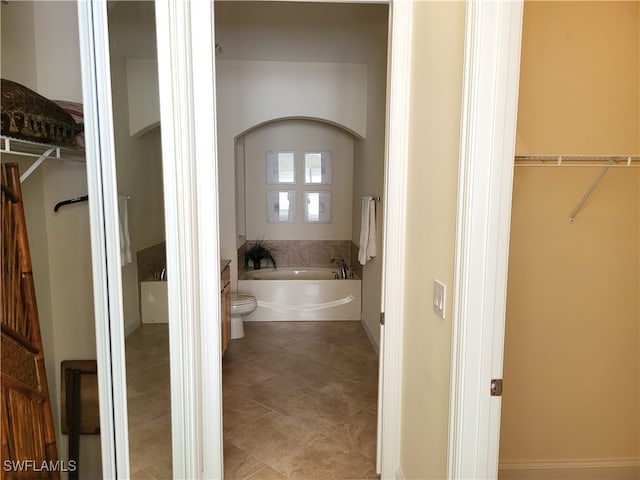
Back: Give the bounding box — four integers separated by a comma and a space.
491, 379, 503, 397
380, 312, 385, 325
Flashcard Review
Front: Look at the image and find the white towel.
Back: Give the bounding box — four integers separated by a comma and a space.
358, 196, 377, 265
118, 196, 132, 267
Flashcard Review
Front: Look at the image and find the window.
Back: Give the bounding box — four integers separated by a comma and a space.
303, 191, 332, 223
266, 151, 295, 184
304, 152, 332, 184
267, 190, 296, 223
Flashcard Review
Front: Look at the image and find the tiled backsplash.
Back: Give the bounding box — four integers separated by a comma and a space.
140, 240, 359, 278
350, 241, 363, 279
238, 240, 352, 271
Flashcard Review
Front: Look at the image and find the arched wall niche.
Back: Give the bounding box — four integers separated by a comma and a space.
235, 116, 358, 244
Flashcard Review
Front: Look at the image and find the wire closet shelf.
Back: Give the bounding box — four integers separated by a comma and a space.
514, 154, 640, 224
1, 135, 85, 183
514, 154, 640, 167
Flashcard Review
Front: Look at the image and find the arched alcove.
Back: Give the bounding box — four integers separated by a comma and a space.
235, 117, 359, 244
235, 116, 365, 142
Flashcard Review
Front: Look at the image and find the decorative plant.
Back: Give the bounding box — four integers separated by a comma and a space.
244, 238, 276, 270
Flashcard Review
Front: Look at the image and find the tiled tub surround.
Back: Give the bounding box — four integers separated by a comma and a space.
137, 242, 166, 282
126, 321, 378, 479
350, 242, 363, 280
238, 240, 352, 276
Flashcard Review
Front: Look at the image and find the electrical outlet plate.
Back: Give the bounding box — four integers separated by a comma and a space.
433, 279, 446, 319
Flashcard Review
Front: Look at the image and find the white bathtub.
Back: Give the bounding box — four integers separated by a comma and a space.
238, 267, 361, 321
140, 280, 168, 324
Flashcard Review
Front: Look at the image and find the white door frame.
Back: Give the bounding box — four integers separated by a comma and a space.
378, 1, 412, 478
448, 2, 523, 478
78, 0, 523, 478
77, 2, 130, 478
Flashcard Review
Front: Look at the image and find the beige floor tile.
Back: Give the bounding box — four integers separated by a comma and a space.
366, 400, 378, 415
141, 458, 173, 479
245, 374, 317, 410
222, 358, 278, 393
224, 389, 273, 435
317, 377, 378, 410
130, 468, 155, 479
360, 467, 378, 479
245, 465, 288, 480
284, 356, 355, 388
271, 435, 374, 480
242, 350, 303, 377
225, 336, 281, 361
322, 410, 378, 460
128, 385, 171, 428
226, 411, 317, 465
224, 441, 266, 480
127, 362, 172, 398
128, 414, 172, 471
320, 356, 378, 379
265, 390, 361, 432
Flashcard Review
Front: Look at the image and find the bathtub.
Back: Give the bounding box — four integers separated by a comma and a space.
238, 267, 361, 321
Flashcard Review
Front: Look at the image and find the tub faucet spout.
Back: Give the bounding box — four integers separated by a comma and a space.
331, 257, 348, 279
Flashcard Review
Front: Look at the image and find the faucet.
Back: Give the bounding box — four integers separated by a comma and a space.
331, 257, 348, 279
160, 266, 166, 281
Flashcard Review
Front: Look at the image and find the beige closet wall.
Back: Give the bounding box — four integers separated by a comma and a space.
500, 0, 640, 465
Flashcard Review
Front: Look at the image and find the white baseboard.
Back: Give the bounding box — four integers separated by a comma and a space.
361, 315, 379, 354
124, 316, 140, 337
396, 465, 405, 480
499, 458, 640, 480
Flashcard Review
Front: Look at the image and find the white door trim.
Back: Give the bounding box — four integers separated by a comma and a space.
447, 1, 523, 479
378, 0, 413, 478
155, 0, 223, 478
77, 1, 130, 478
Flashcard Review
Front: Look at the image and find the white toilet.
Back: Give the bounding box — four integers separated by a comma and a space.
230, 293, 257, 339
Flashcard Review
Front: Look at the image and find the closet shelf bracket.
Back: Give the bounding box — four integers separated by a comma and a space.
1, 135, 85, 183
568, 159, 615, 224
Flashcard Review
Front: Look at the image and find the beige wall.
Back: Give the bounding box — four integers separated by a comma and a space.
500, 0, 640, 465
243, 120, 354, 241
1, 1, 102, 476
108, 1, 165, 335
350, 11, 388, 350
400, 2, 466, 479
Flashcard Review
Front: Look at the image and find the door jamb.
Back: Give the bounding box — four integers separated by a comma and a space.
379, 0, 413, 478
77, 2, 130, 477
447, 2, 523, 478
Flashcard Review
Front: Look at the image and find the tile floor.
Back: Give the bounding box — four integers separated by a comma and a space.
126, 321, 379, 480
126, 324, 172, 479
